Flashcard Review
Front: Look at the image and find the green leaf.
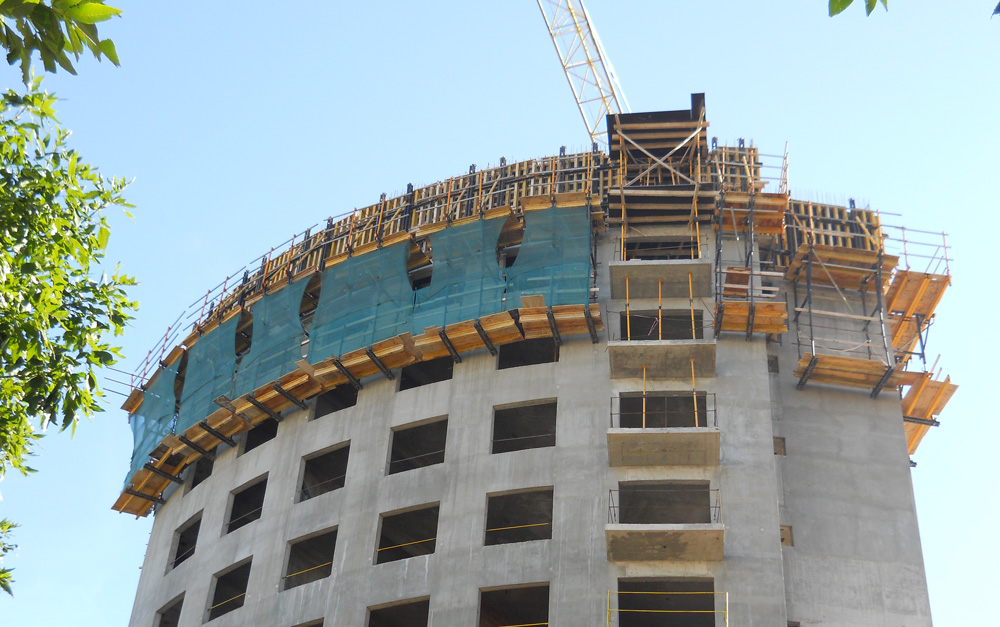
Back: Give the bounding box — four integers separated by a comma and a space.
865, 0, 876, 14
97, 224, 109, 249
64, 2, 122, 24
97, 37, 117, 65
829, 0, 854, 16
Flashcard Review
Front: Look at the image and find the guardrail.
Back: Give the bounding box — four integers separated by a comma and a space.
609, 392, 717, 429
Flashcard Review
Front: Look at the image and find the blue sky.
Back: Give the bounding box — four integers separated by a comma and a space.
1, 1, 996, 624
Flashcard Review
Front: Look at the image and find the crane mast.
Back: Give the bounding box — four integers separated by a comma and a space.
536, 0, 630, 147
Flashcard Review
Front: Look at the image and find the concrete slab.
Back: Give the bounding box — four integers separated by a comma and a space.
609, 259, 713, 299
606, 523, 725, 561
607, 428, 720, 467
607, 340, 716, 379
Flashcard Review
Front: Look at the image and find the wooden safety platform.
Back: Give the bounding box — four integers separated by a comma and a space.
793, 352, 903, 395
784, 244, 898, 292
714, 301, 788, 336
898, 371, 958, 454
717, 191, 788, 236
114, 303, 604, 517
885, 270, 950, 362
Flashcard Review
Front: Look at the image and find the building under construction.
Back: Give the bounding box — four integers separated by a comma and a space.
119, 94, 955, 627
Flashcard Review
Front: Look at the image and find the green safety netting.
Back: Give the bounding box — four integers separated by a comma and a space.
233, 278, 310, 398
308, 241, 412, 362
505, 205, 591, 307
411, 217, 507, 332
175, 315, 239, 434
125, 361, 179, 486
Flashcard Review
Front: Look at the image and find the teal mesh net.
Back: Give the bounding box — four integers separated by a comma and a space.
175, 315, 239, 434
411, 217, 507, 332
505, 206, 591, 307
125, 362, 178, 486
308, 242, 412, 361
233, 279, 310, 398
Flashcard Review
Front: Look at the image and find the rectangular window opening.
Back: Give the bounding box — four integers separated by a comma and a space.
155, 594, 183, 627
314, 384, 358, 418
207, 560, 251, 621
367, 598, 430, 627
492, 401, 557, 454
283, 529, 338, 590
242, 418, 278, 454
388, 419, 447, 475
485, 488, 553, 546
620, 309, 704, 341
617, 578, 715, 627
773, 436, 786, 456
478, 584, 549, 627
619, 392, 708, 428
497, 337, 558, 370
169, 512, 201, 571
376, 504, 440, 564
618, 481, 712, 524
625, 238, 698, 261
300, 443, 350, 501
226, 476, 267, 534
187, 456, 214, 492
399, 356, 454, 391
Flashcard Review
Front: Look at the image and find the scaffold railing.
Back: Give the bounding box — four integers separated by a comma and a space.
607, 590, 729, 627
609, 393, 717, 429
608, 488, 722, 525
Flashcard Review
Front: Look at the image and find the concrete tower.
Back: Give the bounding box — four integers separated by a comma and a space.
118, 95, 955, 627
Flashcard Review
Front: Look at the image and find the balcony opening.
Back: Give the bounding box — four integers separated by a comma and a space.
618, 392, 708, 428
242, 418, 278, 454
388, 418, 447, 475
497, 338, 558, 370
314, 384, 358, 418
282, 528, 338, 590
300, 442, 350, 501
625, 238, 698, 261
620, 310, 704, 341
485, 488, 553, 546
399, 356, 453, 391
207, 560, 251, 621
226, 475, 267, 533
492, 401, 557, 454
479, 584, 549, 627
367, 598, 430, 627
187, 455, 214, 491
617, 578, 716, 627
375, 504, 440, 564
169, 512, 201, 571
155, 594, 183, 627
617, 481, 713, 524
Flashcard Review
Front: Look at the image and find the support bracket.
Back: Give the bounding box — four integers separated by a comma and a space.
177, 435, 215, 460
870, 366, 896, 399
245, 395, 283, 422
143, 463, 184, 485
546, 307, 562, 346
438, 329, 462, 363
124, 488, 166, 505
197, 421, 237, 447
213, 395, 252, 425
273, 382, 308, 409
583, 304, 599, 344
795, 355, 819, 390
331, 358, 363, 390
903, 416, 940, 427
473, 319, 497, 355
365, 348, 395, 380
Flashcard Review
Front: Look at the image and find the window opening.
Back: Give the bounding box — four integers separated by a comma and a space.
283, 529, 338, 590
618, 392, 708, 428
624, 238, 698, 261
314, 384, 358, 418
300, 443, 350, 501
617, 481, 713, 524
478, 584, 549, 627
620, 309, 704, 341
243, 419, 278, 454
399, 356, 453, 391
616, 578, 716, 627
492, 401, 557, 454
485, 488, 553, 545
227, 476, 267, 533
188, 455, 214, 491
497, 338, 558, 369
376, 504, 440, 564
388, 418, 447, 475
155, 595, 183, 627
170, 512, 201, 570
367, 598, 430, 627
208, 560, 251, 621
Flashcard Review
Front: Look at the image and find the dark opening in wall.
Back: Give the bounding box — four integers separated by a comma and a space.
492, 401, 557, 454
169, 512, 201, 571
226, 475, 267, 534
497, 338, 558, 369
188, 456, 214, 491
619, 393, 708, 428
283, 528, 338, 590
300, 273, 322, 333
207, 560, 251, 621
314, 384, 358, 418
620, 310, 704, 341
408, 239, 432, 291
235, 308, 253, 360
399, 356, 453, 391
242, 419, 278, 454
388, 418, 447, 475
367, 598, 430, 627
617, 578, 715, 627
376, 504, 440, 564
618, 481, 712, 524
479, 584, 549, 627
300, 442, 350, 501
485, 488, 554, 545
497, 214, 524, 269
155, 594, 183, 627
773, 436, 786, 456
624, 238, 698, 261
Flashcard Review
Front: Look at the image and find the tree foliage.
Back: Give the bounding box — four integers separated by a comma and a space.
0, 80, 135, 593
0, 0, 121, 83
829, 0, 888, 16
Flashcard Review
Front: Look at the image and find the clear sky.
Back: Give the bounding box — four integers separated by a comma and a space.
1, 1, 996, 624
